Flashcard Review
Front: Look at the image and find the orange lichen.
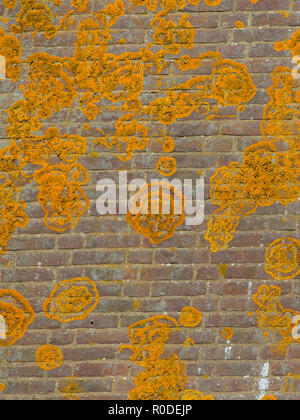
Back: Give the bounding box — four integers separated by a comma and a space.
10, 0, 61, 39
283, 373, 300, 393
205, 142, 299, 252
96, 115, 148, 161
183, 337, 194, 347
261, 67, 299, 150
72, 0, 88, 11
261, 395, 277, 400
162, 136, 175, 153
147, 54, 256, 124
235, 21, 245, 29
253, 285, 299, 355
129, 355, 188, 400
120, 315, 188, 400
151, 13, 195, 55
59, 377, 83, 400
34, 163, 89, 232
126, 181, 185, 244
0, 29, 22, 81
179, 306, 202, 327
120, 315, 180, 365
274, 29, 300, 57
182, 390, 214, 400
0, 383, 5, 392
265, 237, 300, 280
218, 264, 228, 278
222, 327, 234, 341
43, 277, 99, 323
36, 344, 63, 371
156, 157, 177, 177
0, 289, 35, 346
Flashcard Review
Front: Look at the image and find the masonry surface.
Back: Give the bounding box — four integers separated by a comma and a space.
0, 0, 299, 401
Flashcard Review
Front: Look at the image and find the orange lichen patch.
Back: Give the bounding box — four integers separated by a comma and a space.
4, 0, 17, 7
182, 390, 214, 400
59, 377, 83, 400
261, 67, 299, 150
146, 91, 196, 125
265, 237, 300, 280
0, 383, 5, 392
130, 355, 188, 400
156, 157, 177, 177
206, 140, 300, 252
0, 29, 22, 81
120, 315, 188, 400
126, 181, 185, 244
72, 0, 89, 12
162, 136, 175, 153
151, 13, 195, 55
218, 264, 228, 278
183, 337, 194, 347
0, 180, 28, 254
210, 60, 257, 107
203, 0, 221, 5
34, 163, 89, 232
274, 28, 300, 57
120, 315, 180, 365
97, 0, 125, 28
10, 0, 59, 39
0, 289, 34, 346
24, 53, 77, 120
179, 306, 202, 327
205, 207, 240, 253
222, 327, 234, 341
283, 373, 300, 393
147, 55, 256, 124
253, 285, 299, 355
261, 395, 277, 400
96, 115, 148, 161
235, 21, 245, 29
36, 345, 63, 371
43, 277, 99, 323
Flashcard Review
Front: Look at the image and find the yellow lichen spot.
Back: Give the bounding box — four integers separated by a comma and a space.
183, 338, 195, 348
120, 315, 187, 400
222, 327, 234, 341
134, 299, 140, 311
253, 285, 299, 355
205, 138, 300, 252
151, 13, 195, 55
180, 306, 202, 327
43, 277, 100, 323
218, 264, 228, 278
0, 289, 34, 346
59, 377, 83, 400
182, 389, 214, 400
34, 163, 89, 232
72, 0, 89, 12
163, 136, 175, 153
96, 115, 148, 161
0, 383, 5, 392
283, 373, 300, 393
156, 157, 177, 177
235, 21, 245, 29
265, 237, 300, 280
248, 312, 253, 317
261, 395, 277, 400
36, 345, 63, 371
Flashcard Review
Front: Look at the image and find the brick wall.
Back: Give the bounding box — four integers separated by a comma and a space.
0, 0, 299, 400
